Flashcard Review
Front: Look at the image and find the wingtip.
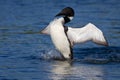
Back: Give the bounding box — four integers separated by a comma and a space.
104, 41, 109, 46
40, 30, 44, 34
99, 40, 109, 46
40, 30, 48, 35
103, 41, 109, 46
39, 28, 50, 35
93, 40, 109, 47
103, 36, 109, 46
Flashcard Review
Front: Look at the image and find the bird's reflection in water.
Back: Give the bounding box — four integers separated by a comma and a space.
51, 61, 73, 80
51, 60, 105, 80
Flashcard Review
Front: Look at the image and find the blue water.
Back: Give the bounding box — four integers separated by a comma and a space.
0, 0, 120, 80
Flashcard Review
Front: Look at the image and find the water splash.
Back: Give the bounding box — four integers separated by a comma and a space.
24, 46, 120, 64
40, 49, 63, 60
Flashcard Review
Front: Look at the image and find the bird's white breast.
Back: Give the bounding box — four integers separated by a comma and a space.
49, 18, 71, 59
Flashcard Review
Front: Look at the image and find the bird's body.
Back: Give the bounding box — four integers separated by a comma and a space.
49, 18, 72, 59
41, 7, 108, 60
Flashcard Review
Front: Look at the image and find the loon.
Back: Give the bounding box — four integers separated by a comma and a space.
40, 7, 108, 60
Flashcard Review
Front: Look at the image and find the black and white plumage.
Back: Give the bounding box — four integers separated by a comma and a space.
41, 7, 108, 60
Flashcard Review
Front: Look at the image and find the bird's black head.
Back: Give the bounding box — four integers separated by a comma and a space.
55, 7, 74, 17
55, 7, 74, 23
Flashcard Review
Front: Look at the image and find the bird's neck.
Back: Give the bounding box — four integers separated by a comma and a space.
56, 16, 72, 24
56, 17, 65, 24
64, 16, 70, 24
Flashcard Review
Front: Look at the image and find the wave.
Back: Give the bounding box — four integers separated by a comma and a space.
22, 46, 120, 64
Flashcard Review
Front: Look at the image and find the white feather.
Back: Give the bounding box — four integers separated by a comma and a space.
41, 23, 108, 46
49, 18, 71, 59
67, 23, 108, 46
40, 25, 50, 34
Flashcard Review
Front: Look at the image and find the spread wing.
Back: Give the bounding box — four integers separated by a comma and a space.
67, 23, 108, 46
40, 23, 108, 46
